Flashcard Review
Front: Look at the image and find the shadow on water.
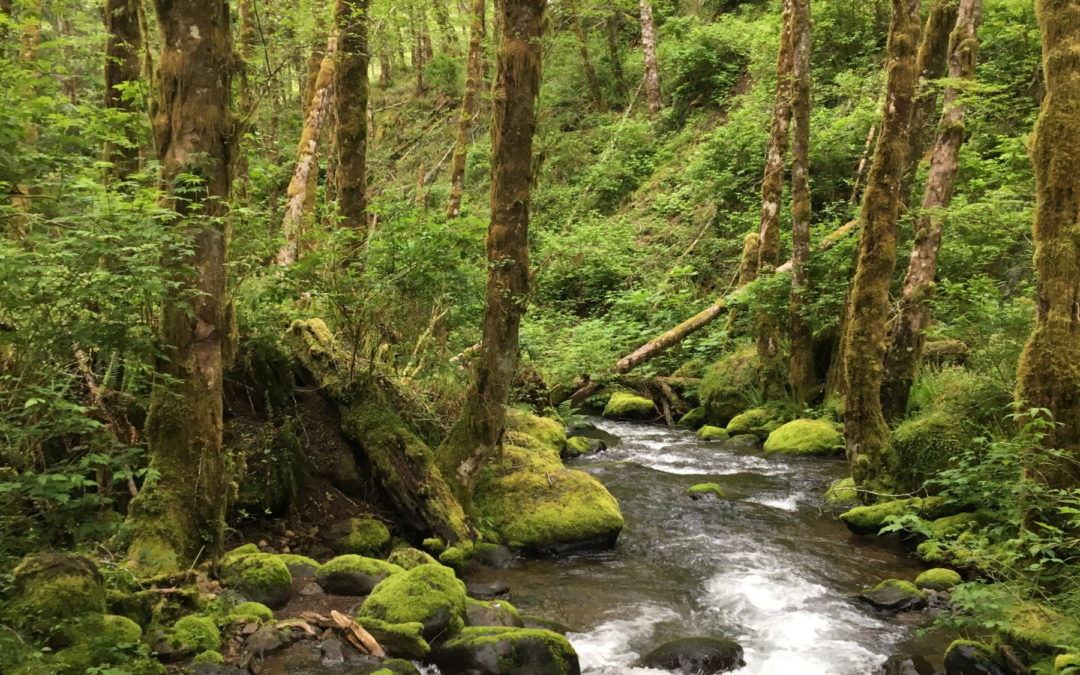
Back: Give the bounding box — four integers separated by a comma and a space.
467, 418, 952, 674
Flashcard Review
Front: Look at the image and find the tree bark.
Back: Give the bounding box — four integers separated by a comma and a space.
841, 0, 921, 490
638, 0, 661, 115
1016, 0, 1080, 492
569, 1, 606, 111
127, 0, 234, 574
788, 0, 814, 404
103, 0, 144, 178
446, 0, 486, 220
722, 231, 761, 336
882, 0, 982, 421
606, 11, 627, 97
436, 0, 545, 514
755, 0, 796, 396
276, 38, 336, 266
335, 0, 369, 239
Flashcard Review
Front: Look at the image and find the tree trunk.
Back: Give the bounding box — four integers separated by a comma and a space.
788, 0, 814, 404
1016, 0, 1080, 492
569, 1, 605, 111
755, 0, 796, 396
277, 38, 336, 266
9, 0, 41, 240
722, 231, 761, 336
103, 0, 144, 179
127, 0, 233, 574
446, 0, 486, 219
436, 0, 545, 514
882, 0, 982, 421
638, 0, 661, 115
335, 0, 369, 239
841, 0, 921, 490
432, 0, 457, 52
606, 11, 627, 97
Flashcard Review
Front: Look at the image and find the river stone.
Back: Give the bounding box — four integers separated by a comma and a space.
564, 422, 620, 448
473, 543, 520, 570
466, 598, 524, 628
467, 580, 511, 600
431, 626, 581, 675
721, 434, 761, 453
602, 392, 657, 420
315, 555, 403, 596
639, 636, 745, 674
943, 640, 1008, 675
858, 579, 927, 612
878, 653, 935, 675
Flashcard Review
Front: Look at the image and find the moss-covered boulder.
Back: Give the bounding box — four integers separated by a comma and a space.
316, 555, 403, 596
764, 419, 843, 455
168, 614, 222, 653
46, 614, 160, 675
678, 407, 708, 429
824, 477, 858, 504
388, 547, 438, 570
505, 410, 568, 455
329, 517, 391, 556
220, 553, 292, 609
438, 541, 476, 570
839, 497, 923, 535
276, 553, 320, 580
229, 601, 274, 623
563, 435, 605, 458
697, 425, 729, 441
700, 345, 760, 426
914, 568, 961, 591
358, 563, 467, 642
192, 650, 225, 665
431, 626, 581, 675
726, 408, 781, 441
857, 579, 927, 612
223, 543, 261, 559
943, 640, 1006, 675
357, 617, 431, 659
6, 553, 106, 635
684, 483, 726, 500
927, 512, 984, 539
639, 636, 745, 674
466, 597, 524, 628
602, 391, 656, 420
475, 410, 623, 554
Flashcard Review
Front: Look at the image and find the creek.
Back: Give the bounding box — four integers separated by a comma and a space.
465, 418, 948, 674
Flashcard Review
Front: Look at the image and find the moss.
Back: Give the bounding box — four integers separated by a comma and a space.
700, 345, 760, 426
1054, 653, 1080, 674
696, 425, 729, 441
1001, 603, 1080, 653
275, 553, 319, 578
726, 408, 781, 440
871, 578, 926, 600
439, 541, 476, 569
601, 391, 656, 420
465, 597, 523, 628
684, 483, 725, 498
223, 543, 261, 559
839, 497, 922, 535
764, 419, 843, 455
220, 553, 292, 609
914, 568, 961, 591
927, 511, 983, 538
678, 407, 707, 429
316, 555, 403, 595
359, 563, 467, 641
368, 659, 422, 675
824, 477, 858, 504
230, 601, 274, 622
6, 553, 106, 635
565, 436, 593, 456
357, 617, 431, 659
423, 537, 448, 555
889, 409, 972, 494
333, 517, 392, 556
169, 614, 222, 653
45, 614, 159, 675
192, 650, 225, 664
434, 626, 579, 675
388, 547, 439, 569
505, 409, 568, 454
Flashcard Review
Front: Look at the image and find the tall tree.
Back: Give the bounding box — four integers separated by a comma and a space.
335, 0, 369, 239
127, 0, 234, 573
437, 0, 545, 513
755, 0, 796, 396
639, 0, 661, 115
568, 0, 606, 111
882, 0, 982, 420
842, 0, 921, 489
605, 10, 627, 97
446, 0, 486, 219
788, 0, 814, 403
1016, 0, 1080, 492
103, 0, 144, 178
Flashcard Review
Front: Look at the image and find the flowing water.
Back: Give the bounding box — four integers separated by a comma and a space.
466, 418, 947, 674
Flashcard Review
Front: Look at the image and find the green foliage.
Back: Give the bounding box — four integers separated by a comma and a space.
424, 53, 463, 97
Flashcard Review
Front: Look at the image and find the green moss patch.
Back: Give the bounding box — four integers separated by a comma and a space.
220, 552, 292, 609
359, 563, 467, 642
684, 483, 725, 500
357, 617, 431, 659
914, 568, 961, 591
839, 497, 923, 535
700, 345, 760, 426
726, 408, 782, 440
169, 614, 221, 653
331, 517, 391, 556
229, 601, 274, 623
601, 392, 656, 420
824, 477, 858, 504
764, 419, 843, 455
696, 425, 729, 440
388, 547, 439, 569
316, 555, 403, 596
6, 553, 107, 635
678, 407, 707, 429
432, 626, 580, 675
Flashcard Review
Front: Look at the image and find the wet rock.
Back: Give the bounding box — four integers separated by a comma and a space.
564, 435, 606, 459
697, 425, 730, 441
467, 580, 511, 600
879, 653, 935, 675
721, 434, 761, 453
639, 636, 746, 674
602, 391, 657, 420
684, 483, 726, 500
473, 543, 520, 570
315, 554, 403, 595
858, 579, 928, 612
358, 563, 467, 642
320, 637, 345, 664
565, 421, 620, 448
466, 597, 524, 627
431, 626, 581, 675
246, 624, 295, 655
944, 640, 1008, 675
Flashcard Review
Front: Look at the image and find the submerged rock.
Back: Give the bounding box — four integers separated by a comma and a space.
878, 653, 935, 675
315, 555, 403, 596
220, 553, 293, 609
431, 626, 581, 675
684, 483, 726, 500
602, 391, 657, 420
639, 636, 746, 674
858, 579, 927, 612
472, 543, 520, 570
943, 640, 1008, 675
763, 419, 843, 455
466, 597, 524, 628
466, 580, 511, 600
358, 563, 467, 642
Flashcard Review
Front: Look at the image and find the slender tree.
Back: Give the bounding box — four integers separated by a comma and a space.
883, 0, 982, 420
103, 0, 144, 178
639, 0, 661, 115
605, 10, 627, 97
446, 0, 486, 219
1016, 0, 1080, 492
127, 0, 234, 573
437, 0, 545, 513
842, 0, 921, 489
335, 0, 369, 239
568, 0, 606, 111
788, 0, 814, 403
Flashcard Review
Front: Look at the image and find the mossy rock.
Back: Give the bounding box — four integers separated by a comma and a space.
169, 614, 222, 653
358, 563, 467, 642
914, 568, 961, 591
504, 409, 568, 455
223, 543, 261, 560
45, 614, 160, 675
678, 407, 707, 429
601, 391, 656, 420
6, 553, 106, 635
696, 425, 729, 441
700, 345, 760, 426
638, 636, 745, 674
330, 517, 392, 556
192, 650, 225, 664
857, 579, 927, 612
944, 640, 1005, 674
275, 553, 319, 579
726, 408, 781, 441
824, 477, 858, 504
465, 597, 524, 628
229, 601, 274, 623
474, 411, 623, 554
684, 483, 725, 500
564, 436, 605, 458
927, 511, 984, 539
423, 537, 447, 555
839, 497, 923, 535
388, 547, 439, 570
316, 555, 403, 596
439, 542, 476, 570
431, 626, 581, 675
357, 617, 431, 659
369, 659, 423, 675
764, 419, 843, 455
220, 553, 292, 609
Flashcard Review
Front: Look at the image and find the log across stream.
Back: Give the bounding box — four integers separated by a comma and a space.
464, 418, 951, 674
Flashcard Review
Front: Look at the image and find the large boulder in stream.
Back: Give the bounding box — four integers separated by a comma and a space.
431, 626, 581, 675
639, 636, 746, 674
602, 391, 657, 420
474, 410, 624, 554
700, 345, 760, 426
764, 419, 843, 455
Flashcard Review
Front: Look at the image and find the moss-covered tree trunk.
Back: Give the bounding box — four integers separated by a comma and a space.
335, 0, 369, 239
788, 0, 814, 404
639, 0, 661, 115
569, 0, 606, 112
127, 0, 234, 574
883, 0, 982, 421
842, 0, 921, 490
437, 0, 545, 514
446, 0, 486, 220
606, 10, 627, 97
755, 0, 795, 396
103, 0, 143, 179
1016, 0, 1080, 492
722, 231, 761, 336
